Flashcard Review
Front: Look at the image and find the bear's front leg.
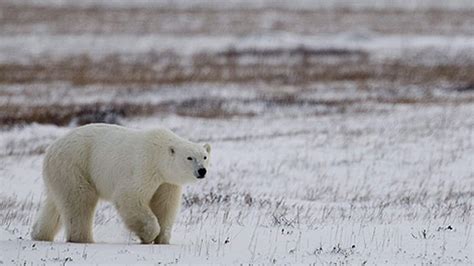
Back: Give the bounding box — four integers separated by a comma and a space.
150, 183, 182, 244
115, 195, 160, 244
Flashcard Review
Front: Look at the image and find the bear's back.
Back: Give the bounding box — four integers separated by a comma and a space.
43, 124, 146, 199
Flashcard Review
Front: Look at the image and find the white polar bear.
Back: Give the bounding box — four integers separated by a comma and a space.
31, 123, 211, 244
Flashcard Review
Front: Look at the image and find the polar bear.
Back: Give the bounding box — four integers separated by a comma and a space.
31, 123, 211, 244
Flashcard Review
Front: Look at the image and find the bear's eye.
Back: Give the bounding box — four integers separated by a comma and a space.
204, 156, 207, 160
187, 157, 193, 161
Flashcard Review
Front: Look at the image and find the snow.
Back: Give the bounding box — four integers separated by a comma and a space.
1, 33, 474, 65
1, 103, 473, 264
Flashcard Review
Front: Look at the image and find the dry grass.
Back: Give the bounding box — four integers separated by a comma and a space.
2, 93, 472, 127
1, 50, 473, 86
0, 99, 255, 126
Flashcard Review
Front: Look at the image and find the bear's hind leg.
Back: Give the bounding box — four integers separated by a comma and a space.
31, 196, 61, 241
114, 194, 160, 244
57, 185, 98, 243
150, 183, 182, 244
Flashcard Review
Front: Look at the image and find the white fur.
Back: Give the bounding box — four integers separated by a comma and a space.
31, 123, 211, 244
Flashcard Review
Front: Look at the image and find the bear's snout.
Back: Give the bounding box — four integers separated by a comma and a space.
197, 168, 207, 179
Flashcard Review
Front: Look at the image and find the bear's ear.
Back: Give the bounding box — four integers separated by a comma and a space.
169, 146, 175, 156
203, 143, 211, 153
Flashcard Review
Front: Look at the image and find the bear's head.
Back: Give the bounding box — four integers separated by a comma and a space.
165, 142, 211, 185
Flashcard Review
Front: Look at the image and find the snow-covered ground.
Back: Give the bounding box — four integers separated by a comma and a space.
1, 102, 473, 264
2, 34, 474, 64
0, 0, 473, 264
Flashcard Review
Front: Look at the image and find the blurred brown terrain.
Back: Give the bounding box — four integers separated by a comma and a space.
0, 1, 473, 126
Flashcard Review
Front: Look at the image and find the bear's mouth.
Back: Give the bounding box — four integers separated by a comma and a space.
196, 175, 206, 179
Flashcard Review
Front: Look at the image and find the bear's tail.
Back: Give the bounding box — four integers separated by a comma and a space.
31, 196, 61, 241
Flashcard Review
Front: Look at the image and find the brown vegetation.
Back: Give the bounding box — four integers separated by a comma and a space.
1, 49, 472, 86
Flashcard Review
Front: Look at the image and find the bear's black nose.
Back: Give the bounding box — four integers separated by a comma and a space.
197, 168, 207, 178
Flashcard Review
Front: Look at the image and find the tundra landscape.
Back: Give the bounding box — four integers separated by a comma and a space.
0, 0, 473, 264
